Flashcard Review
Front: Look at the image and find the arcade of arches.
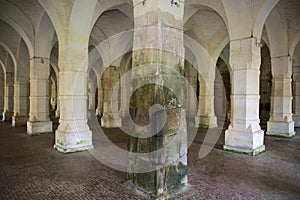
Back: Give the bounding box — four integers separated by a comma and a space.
0, 0, 299, 199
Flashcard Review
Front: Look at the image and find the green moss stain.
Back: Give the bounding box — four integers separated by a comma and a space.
136, 171, 156, 192
224, 147, 265, 156
56, 139, 64, 146
76, 140, 86, 145
176, 62, 184, 76
165, 162, 188, 191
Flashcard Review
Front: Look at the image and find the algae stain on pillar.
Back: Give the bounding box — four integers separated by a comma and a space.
127, 0, 188, 198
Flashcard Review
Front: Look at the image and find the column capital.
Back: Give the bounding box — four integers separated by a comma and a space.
230, 37, 261, 71
133, 0, 184, 22
271, 55, 293, 75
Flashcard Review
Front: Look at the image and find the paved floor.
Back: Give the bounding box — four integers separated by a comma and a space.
0, 122, 299, 200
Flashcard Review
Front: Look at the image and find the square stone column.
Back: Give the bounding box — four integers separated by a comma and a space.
2, 72, 14, 122
100, 66, 121, 128
293, 67, 300, 127
55, 74, 60, 118
27, 58, 52, 135
185, 63, 198, 127
54, 71, 93, 153
0, 76, 4, 117
12, 82, 29, 126
267, 57, 295, 137
215, 70, 227, 126
120, 66, 131, 127
95, 82, 103, 118
128, 0, 187, 198
224, 38, 265, 155
195, 74, 217, 128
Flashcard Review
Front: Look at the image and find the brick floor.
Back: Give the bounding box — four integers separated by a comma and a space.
0, 122, 299, 199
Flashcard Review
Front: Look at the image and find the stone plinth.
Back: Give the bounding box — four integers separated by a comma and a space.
224, 128, 265, 155
267, 121, 295, 137
27, 121, 52, 135
12, 116, 28, 127
54, 127, 93, 153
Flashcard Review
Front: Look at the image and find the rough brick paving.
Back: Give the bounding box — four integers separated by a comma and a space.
0, 122, 299, 199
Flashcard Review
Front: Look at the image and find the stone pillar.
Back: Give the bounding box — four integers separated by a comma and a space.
293, 66, 300, 127
27, 57, 52, 135
119, 69, 130, 127
50, 78, 57, 111
185, 63, 198, 127
195, 74, 217, 128
12, 81, 29, 126
128, 0, 187, 197
215, 70, 227, 126
2, 72, 14, 122
101, 66, 121, 128
224, 38, 265, 155
54, 69, 93, 153
267, 56, 295, 137
96, 82, 103, 118
87, 81, 96, 118
0, 75, 4, 118
55, 74, 60, 118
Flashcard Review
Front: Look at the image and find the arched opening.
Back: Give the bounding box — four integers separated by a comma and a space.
89, 7, 133, 129
49, 67, 57, 121
0, 62, 5, 119
49, 41, 59, 131
259, 40, 272, 131
215, 57, 231, 129
12, 39, 30, 127
183, 3, 230, 155
184, 3, 229, 130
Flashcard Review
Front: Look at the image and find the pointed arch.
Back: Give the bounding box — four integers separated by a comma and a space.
35, 12, 55, 57
253, 0, 280, 39
0, 0, 34, 57
265, 7, 289, 58
0, 42, 17, 74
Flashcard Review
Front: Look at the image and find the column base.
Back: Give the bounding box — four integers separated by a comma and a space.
101, 115, 121, 128
2, 111, 13, 122
54, 129, 94, 153
293, 115, 300, 128
27, 121, 53, 135
224, 128, 265, 156
266, 121, 295, 137
195, 115, 217, 128
127, 162, 188, 198
12, 116, 28, 127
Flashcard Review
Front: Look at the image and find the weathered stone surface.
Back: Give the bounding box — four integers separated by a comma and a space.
128, 1, 187, 197
101, 66, 121, 128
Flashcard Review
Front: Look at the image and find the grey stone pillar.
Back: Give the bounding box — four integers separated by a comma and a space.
293, 66, 300, 127
128, 0, 187, 198
2, 72, 14, 122
267, 56, 295, 137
